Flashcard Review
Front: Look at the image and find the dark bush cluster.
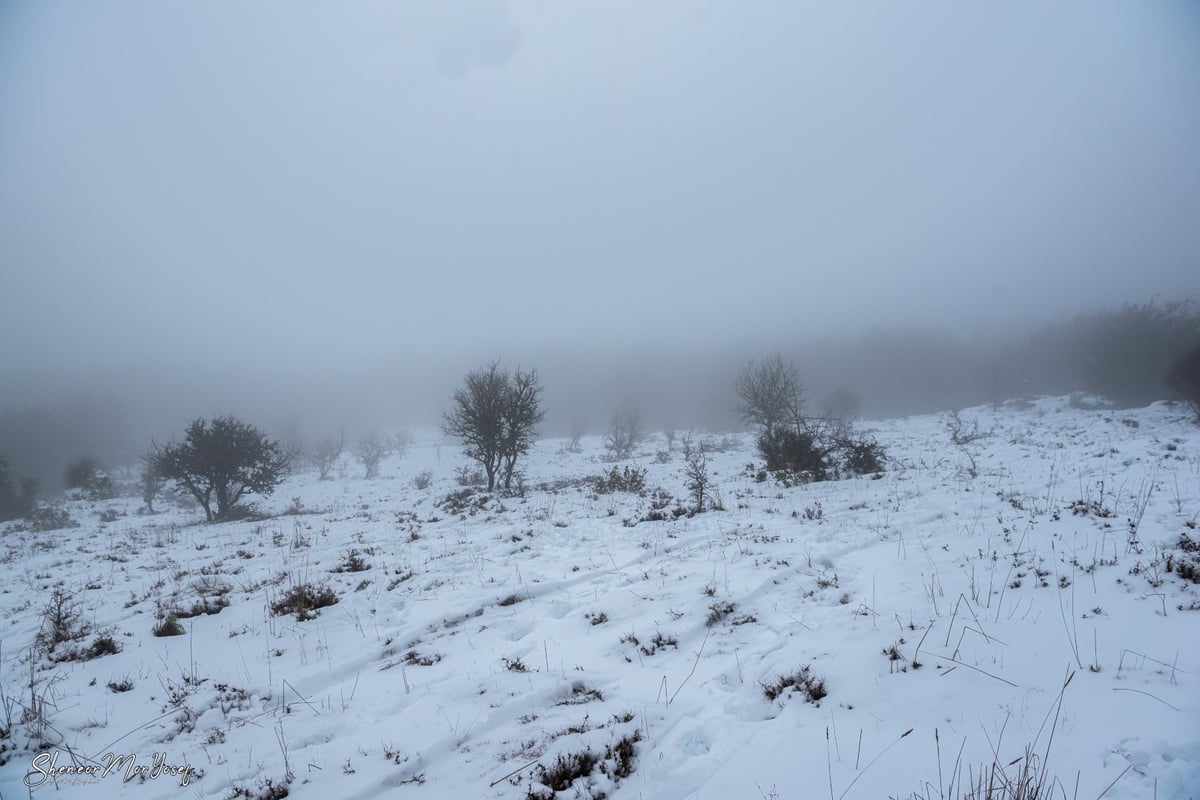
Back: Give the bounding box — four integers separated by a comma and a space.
1008, 300, 1200, 407
756, 424, 884, 482
1167, 343, 1200, 422
839, 437, 885, 474
757, 428, 828, 476
64, 457, 115, 499
438, 488, 495, 516
590, 465, 647, 494
738, 354, 885, 482
761, 665, 827, 704
271, 582, 339, 621
0, 456, 38, 522
12, 504, 80, 532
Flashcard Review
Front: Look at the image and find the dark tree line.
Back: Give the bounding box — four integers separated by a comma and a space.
0, 456, 38, 522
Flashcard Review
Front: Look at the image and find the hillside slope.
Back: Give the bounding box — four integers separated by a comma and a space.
1, 397, 1197, 799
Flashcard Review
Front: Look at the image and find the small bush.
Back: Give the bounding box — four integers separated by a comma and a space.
455, 465, 487, 487
1166, 534, 1200, 583
532, 751, 599, 796
761, 665, 826, 704
153, 614, 185, 637
604, 408, 642, 461
271, 583, 339, 621
331, 549, 370, 573
226, 776, 291, 800
107, 677, 135, 693
603, 730, 641, 780
757, 428, 828, 479
173, 595, 231, 619
47, 631, 123, 662
439, 488, 492, 516
39, 588, 87, 649
684, 446, 713, 512
19, 505, 80, 532
85, 635, 121, 659
526, 732, 641, 799
64, 457, 115, 499
591, 466, 647, 494
836, 432, 886, 475
412, 470, 433, 490
946, 410, 985, 445
402, 650, 441, 667
706, 601, 736, 627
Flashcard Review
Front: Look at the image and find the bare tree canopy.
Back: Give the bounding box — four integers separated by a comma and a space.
735, 353, 805, 437
442, 362, 544, 492
355, 430, 388, 479
311, 428, 345, 481
604, 407, 642, 461
152, 416, 291, 522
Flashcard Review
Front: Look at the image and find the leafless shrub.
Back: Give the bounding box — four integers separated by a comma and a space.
565, 416, 586, 454
761, 665, 826, 704
271, 583, 339, 621
311, 429, 345, 481
736, 353, 805, 438
38, 588, 87, 649
355, 431, 388, 479
946, 410, 986, 446
604, 407, 642, 461
684, 443, 713, 512
591, 465, 647, 494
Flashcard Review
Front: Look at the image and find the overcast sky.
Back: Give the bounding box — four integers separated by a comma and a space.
1, 1, 1198, 424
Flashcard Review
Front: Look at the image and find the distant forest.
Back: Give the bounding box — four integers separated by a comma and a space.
2, 300, 1197, 493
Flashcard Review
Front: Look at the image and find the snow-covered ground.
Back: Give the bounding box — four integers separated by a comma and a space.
1, 396, 1198, 800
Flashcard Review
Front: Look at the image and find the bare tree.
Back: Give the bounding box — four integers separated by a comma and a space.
311, 428, 345, 481
683, 441, 712, 513
566, 415, 586, 454
355, 431, 388, 479
442, 362, 544, 492
735, 353, 805, 437
140, 448, 165, 512
444, 363, 508, 491
499, 368, 545, 491
604, 407, 641, 461
151, 416, 291, 522
391, 430, 413, 458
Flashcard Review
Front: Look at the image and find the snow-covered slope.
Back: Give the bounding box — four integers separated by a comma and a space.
2, 397, 1198, 799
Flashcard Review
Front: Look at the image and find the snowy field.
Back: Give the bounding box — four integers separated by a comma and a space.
1, 396, 1198, 800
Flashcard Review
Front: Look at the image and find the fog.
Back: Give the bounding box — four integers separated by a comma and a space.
2, 1, 1199, 481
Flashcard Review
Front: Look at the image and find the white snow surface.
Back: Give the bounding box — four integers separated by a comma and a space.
1, 397, 1198, 799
